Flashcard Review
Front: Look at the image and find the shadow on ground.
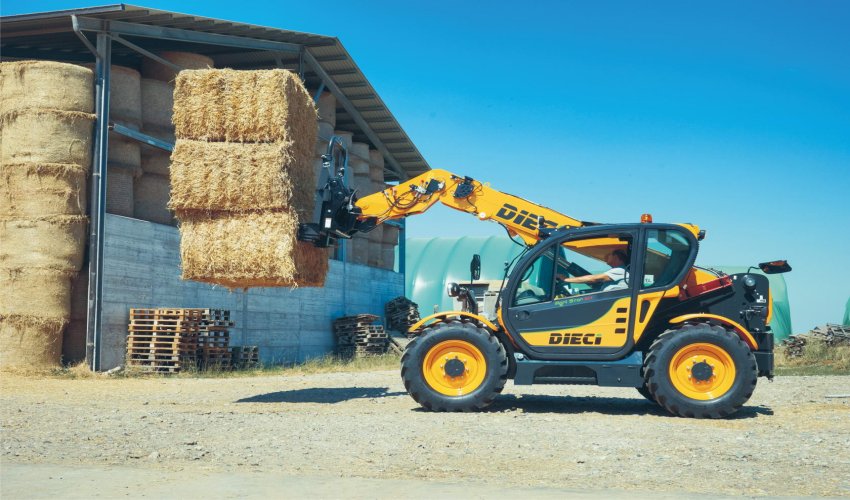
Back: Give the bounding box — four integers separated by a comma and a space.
479, 394, 773, 418
237, 387, 406, 404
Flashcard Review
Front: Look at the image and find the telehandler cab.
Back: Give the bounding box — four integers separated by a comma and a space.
299, 141, 789, 418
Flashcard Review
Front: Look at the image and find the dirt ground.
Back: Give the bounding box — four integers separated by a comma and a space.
1, 371, 848, 498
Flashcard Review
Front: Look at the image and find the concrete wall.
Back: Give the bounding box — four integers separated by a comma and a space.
100, 214, 404, 369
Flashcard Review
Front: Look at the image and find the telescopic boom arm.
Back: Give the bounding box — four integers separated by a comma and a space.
298, 168, 594, 248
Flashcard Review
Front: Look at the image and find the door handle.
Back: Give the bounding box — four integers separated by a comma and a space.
516, 310, 531, 321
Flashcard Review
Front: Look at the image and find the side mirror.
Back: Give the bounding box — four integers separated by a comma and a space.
758, 260, 791, 274
470, 254, 481, 281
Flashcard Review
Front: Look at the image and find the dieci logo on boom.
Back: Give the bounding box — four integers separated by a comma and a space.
495, 203, 557, 231
548, 333, 603, 345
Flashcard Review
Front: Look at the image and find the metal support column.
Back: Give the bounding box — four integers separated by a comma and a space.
86, 32, 111, 371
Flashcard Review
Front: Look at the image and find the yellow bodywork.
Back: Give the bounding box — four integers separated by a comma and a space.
669, 313, 758, 349
520, 297, 631, 348
409, 311, 499, 334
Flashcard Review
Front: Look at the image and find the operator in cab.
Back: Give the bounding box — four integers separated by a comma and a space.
558, 249, 629, 292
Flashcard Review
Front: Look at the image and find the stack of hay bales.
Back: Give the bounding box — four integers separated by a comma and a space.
170, 68, 328, 288
349, 141, 372, 265
367, 149, 389, 269
314, 90, 335, 186
136, 51, 214, 225
84, 64, 143, 216
0, 61, 94, 369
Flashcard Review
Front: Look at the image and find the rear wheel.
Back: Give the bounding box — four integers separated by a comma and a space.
644, 323, 757, 418
401, 320, 508, 412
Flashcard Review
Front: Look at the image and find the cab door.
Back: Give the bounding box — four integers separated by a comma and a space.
503, 229, 640, 361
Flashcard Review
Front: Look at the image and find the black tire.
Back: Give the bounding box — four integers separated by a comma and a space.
400, 320, 508, 412
636, 384, 657, 404
644, 323, 757, 418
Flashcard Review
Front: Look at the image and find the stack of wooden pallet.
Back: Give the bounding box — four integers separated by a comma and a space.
333, 314, 387, 358
126, 308, 201, 373
197, 308, 233, 369
385, 297, 421, 337
231, 345, 260, 369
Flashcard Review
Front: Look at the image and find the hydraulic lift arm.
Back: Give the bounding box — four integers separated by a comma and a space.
298, 168, 595, 248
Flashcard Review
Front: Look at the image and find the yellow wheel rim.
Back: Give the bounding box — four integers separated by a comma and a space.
669, 343, 736, 401
422, 340, 487, 396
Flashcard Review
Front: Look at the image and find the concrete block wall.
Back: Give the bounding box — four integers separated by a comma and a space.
100, 215, 404, 369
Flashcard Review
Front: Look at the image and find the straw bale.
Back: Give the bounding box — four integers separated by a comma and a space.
367, 240, 382, 267
82, 64, 141, 124
382, 225, 399, 246
0, 215, 88, 271
368, 224, 384, 245
70, 264, 89, 320
0, 314, 65, 369
349, 235, 369, 265
0, 268, 74, 320
333, 130, 353, 150
177, 211, 328, 288
134, 173, 174, 225
353, 173, 371, 197
350, 142, 369, 161
315, 121, 334, 156
173, 69, 317, 148
141, 78, 174, 129
108, 133, 142, 169
317, 90, 336, 126
0, 109, 95, 166
141, 51, 214, 83
0, 61, 94, 114
0, 163, 88, 217
141, 150, 171, 176
105, 166, 137, 217
169, 139, 315, 217
380, 244, 396, 270
369, 164, 384, 182
350, 157, 371, 176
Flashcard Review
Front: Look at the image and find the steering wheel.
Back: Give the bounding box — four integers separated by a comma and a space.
555, 279, 572, 297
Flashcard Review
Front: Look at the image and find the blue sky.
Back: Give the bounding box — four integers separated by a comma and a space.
5, 1, 849, 331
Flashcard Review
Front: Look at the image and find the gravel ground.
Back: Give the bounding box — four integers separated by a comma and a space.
1, 371, 848, 497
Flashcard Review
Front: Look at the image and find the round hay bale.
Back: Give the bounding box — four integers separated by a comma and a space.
348, 235, 369, 265
0, 109, 94, 166
69, 264, 89, 321
315, 121, 335, 156
0, 163, 88, 217
140, 78, 174, 129
369, 163, 384, 182
134, 173, 174, 225
0, 215, 88, 271
139, 126, 176, 156
368, 224, 383, 245
0, 60, 94, 114
106, 166, 137, 217
0, 268, 74, 320
141, 51, 214, 83
140, 150, 171, 176
333, 130, 353, 150
108, 133, 142, 169
317, 91, 336, 127
0, 314, 66, 369
350, 157, 371, 177
83, 64, 141, 124
382, 225, 399, 246
312, 158, 326, 189
350, 142, 369, 162
369, 148, 385, 170
353, 173, 371, 197
380, 244, 396, 271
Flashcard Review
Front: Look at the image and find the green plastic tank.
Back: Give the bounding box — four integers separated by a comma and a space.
406, 236, 792, 340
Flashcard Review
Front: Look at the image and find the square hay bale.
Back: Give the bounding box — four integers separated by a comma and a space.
169, 139, 314, 217
172, 69, 316, 149
0, 163, 88, 217
0, 268, 74, 320
177, 211, 328, 288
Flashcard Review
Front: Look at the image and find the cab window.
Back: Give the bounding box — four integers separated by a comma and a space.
556, 234, 633, 297
513, 247, 555, 306
643, 229, 691, 288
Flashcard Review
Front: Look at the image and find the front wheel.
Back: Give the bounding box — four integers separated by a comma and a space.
401, 320, 508, 412
644, 323, 757, 418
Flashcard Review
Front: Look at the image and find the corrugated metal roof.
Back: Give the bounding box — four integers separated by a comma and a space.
0, 4, 430, 181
